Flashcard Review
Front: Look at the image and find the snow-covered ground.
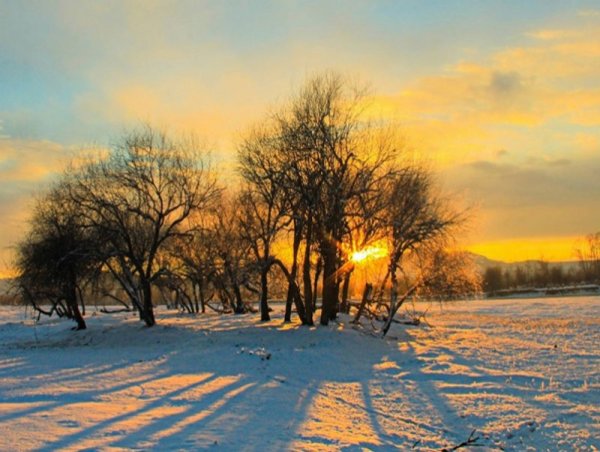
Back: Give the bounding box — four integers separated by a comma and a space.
0, 297, 598, 451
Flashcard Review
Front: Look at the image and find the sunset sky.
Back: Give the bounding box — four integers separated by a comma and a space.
1, 1, 600, 275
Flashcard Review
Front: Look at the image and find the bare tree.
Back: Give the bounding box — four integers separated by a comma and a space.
368, 166, 464, 333
338, 157, 392, 314
165, 222, 219, 314
575, 232, 600, 283
238, 127, 293, 321
68, 125, 219, 326
272, 72, 397, 325
16, 181, 97, 329
415, 250, 481, 301
380, 249, 481, 337
283, 215, 306, 323
210, 195, 257, 314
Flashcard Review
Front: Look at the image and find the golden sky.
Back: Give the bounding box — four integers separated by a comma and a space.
1, 1, 600, 276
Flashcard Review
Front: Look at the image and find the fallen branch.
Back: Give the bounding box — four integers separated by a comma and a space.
204, 301, 232, 314
100, 307, 132, 314
441, 429, 482, 451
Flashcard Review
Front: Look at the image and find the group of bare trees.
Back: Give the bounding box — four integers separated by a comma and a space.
17, 128, 219, 329
17, 185, 96, 329
237, 74, 478, 330
16, 73, 480, 333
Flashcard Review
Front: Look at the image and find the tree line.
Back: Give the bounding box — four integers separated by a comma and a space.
483, 233, 600, 295
16, 73, 480, 334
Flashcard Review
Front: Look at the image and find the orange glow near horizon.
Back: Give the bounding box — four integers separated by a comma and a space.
466, 236, 580, 263
0, 237, 582, 282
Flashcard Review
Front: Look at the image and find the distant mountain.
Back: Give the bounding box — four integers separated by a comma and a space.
466, 253, 507, 270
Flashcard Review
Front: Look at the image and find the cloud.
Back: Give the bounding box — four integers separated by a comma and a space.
488, 71, 525, 97
0, 138, 77, 269
0, 139, 73, 182
365, 12, 600, 174
442, 155, 600, 242
577, 9, 600, 17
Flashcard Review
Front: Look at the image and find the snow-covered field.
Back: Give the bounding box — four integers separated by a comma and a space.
0, 297, 598, 451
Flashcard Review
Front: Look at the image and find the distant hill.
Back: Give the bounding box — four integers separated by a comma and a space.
467, 252, 579, 273
469, 252, 596, 297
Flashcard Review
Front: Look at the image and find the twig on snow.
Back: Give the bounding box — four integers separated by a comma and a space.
441, 429, 482, 451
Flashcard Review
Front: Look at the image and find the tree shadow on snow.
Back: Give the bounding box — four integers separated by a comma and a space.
1, 308, 564, 450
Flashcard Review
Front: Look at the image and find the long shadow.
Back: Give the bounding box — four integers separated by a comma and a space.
402, 341, 468, 446
0, 360, 176, 424
0, 359, 28, 378
360, 380, 406, 449
144, 375, 325, 450
38, 373, 221, 451
0, 314, 216, 426
101, 319, 390, 450
391, 333, 578, 449
0, 371, 173, 425
1, 310, 478, 450
133, 379, 260, 450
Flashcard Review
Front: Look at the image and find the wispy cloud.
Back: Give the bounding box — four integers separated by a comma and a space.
577, 9, 600, 17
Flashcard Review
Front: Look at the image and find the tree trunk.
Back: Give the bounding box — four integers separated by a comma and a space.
141, 280, 156, 327
135, 287, 145, 321
193, 282, 200, 313
330, 285, 340, 321
381, 280, 418, 337
285, 224, 301, 322
375, 269, 391, 303
303, 221, 314, 325
339, 266, 353, 314
67, 282, 86, 330
260, 266, 270, 321
77, 286, 86, 316
320, 242, 338, 325
352, 283, 373, 324
198, 282, 206, 313
284, 266, 297, 322
273, 258, 307, 324
390, 267, 398, 313
312, 257, 322, 312
233, 283, 245, 314
65, 296, 74, 318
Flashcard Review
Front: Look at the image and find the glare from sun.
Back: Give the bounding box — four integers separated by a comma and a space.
351, 246, 387, 263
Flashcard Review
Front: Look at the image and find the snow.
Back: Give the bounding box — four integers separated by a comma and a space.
0, 297, 598, 451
